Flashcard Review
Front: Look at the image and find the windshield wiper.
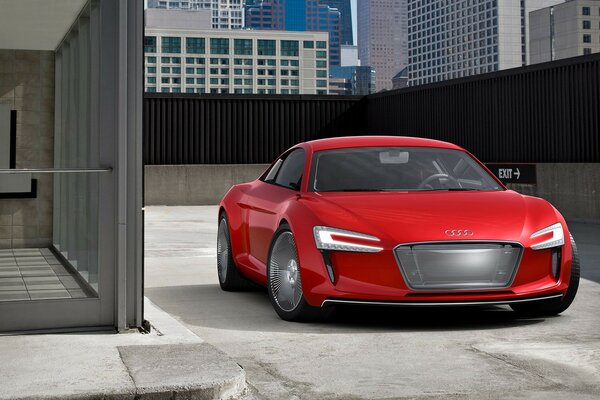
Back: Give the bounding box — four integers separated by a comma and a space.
420, 188, 482, 192
339, 189, 389, 192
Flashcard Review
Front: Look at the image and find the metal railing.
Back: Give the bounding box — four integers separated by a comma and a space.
0, 168, 113, 174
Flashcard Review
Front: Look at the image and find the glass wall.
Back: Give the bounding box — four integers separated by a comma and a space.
53, 3, 100, 291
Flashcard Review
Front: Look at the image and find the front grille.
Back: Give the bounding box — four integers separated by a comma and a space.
394, 242, 523, 290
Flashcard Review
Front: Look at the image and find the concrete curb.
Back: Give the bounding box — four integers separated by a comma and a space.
118, 343, 247, 400
0, 299, 247, 400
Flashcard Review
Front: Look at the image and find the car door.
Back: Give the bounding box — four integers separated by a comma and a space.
245, 148, 306, 270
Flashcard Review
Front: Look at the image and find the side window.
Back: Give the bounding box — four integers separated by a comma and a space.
273, 149, 306, 190
264, 159, 283, 182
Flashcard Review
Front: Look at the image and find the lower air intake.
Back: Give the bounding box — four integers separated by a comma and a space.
394, 242, 522, 290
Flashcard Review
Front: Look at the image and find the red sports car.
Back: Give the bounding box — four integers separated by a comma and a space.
217, 136, 580, 321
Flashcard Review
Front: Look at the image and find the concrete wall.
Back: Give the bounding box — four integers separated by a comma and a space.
145, 164, 268, 206
0, 50, 54, 249
145, 163, 600, 221
508, 163, 600, 222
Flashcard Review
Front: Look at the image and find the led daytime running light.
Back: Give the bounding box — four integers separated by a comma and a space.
314, 226, 383, 253
530, 223, 564, 250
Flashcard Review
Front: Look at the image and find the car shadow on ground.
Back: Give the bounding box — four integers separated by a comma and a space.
145, 284, 549, 334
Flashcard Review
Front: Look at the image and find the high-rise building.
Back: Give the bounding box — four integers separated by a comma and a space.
407, 0, 563, 86
324, 0, 354, 45
357, 0, 408, 91
147, 0, 245, 29
530, 0, 600, 64
144, 24, 330, 94
245, 0, 342, 66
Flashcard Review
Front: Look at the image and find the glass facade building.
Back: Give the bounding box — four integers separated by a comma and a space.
329, 65, 377, 95
324, 0, 353, 45
245, 0, 342, 66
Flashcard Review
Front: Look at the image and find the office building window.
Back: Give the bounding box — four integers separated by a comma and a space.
316, 50, 327, 58
144, 36, 157, 53
583, 7, 590, 16
316, 60, 327, 68
148, 67, 156, 73
257, 39, 276, 56
316, 80, 327, 88
583, 34, 591, 43
234, 39, 253, 55
316, 41, 327, 49
186, 37, 205, 54
162, 37, 181, 53
281, 40, 299, 57
584, 48, 592, 55
210, 38, 230, 55
316, 70, 327, 78
147, 56, 156, 63
583, 20, 591, 29
303, 41, 314, 49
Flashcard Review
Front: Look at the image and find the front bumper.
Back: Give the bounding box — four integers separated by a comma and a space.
298, 239, 573, 308
321, 293, 563, 307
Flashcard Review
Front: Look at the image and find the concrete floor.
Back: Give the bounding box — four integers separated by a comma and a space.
144, 206, 600, 400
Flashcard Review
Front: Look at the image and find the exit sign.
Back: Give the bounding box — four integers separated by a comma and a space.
485, 163, 537, 185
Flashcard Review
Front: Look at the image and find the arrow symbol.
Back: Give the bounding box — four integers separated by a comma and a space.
514, 168, 521, 179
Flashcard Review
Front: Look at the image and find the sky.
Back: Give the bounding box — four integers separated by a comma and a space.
351, 0, 357, 45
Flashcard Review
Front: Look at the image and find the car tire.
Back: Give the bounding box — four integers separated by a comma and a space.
267, 223, 333, 322
511, 234, 580, 316
217, 214, 256, 291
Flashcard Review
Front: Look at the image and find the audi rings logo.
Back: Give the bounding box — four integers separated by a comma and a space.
445, 229, 474, 237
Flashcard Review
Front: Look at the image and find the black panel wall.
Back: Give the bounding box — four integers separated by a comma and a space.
143, 53, 600, 164
144, 94, 366, 164
367, 54, 600, 163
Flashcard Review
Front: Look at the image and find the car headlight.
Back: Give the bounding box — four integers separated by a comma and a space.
313, 226, 383, 253
530, 223, 564, 250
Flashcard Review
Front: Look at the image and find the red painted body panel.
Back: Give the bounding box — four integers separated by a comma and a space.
219, 136, 573, 307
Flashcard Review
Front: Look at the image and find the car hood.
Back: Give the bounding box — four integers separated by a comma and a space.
305, 190, 556, 245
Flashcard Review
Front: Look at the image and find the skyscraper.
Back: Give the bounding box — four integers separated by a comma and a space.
530, 0, 600, 64
357, 0, 408, 91
147, 0, 245, 29
407, 0, 564, 86
324, 0, 354, 45
245, 0, 342, 66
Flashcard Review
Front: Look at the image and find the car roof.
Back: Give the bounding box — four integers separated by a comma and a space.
303, 136, 464, 152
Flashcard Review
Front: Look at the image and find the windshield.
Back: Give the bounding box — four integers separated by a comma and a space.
309, 147, 502, 192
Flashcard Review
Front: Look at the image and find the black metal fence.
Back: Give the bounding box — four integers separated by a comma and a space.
367, 54, 600, 163
144, 95, 366, 164
144, 53, 600, 164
